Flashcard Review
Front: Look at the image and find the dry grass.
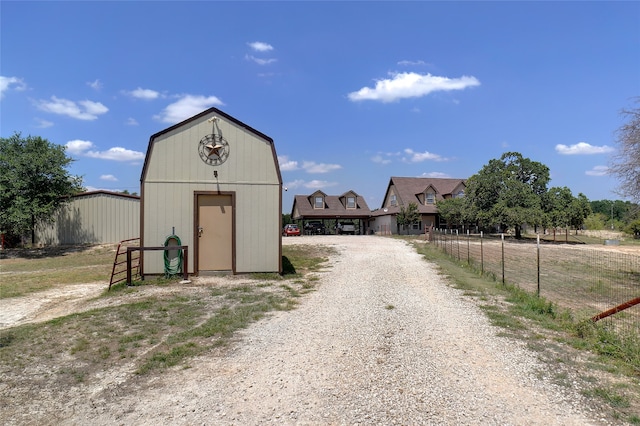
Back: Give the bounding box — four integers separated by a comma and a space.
0, 245, 116, 298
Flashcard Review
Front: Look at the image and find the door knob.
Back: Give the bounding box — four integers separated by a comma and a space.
198, 226, 203, 237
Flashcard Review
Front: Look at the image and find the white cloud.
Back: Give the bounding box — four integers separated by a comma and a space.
36, 96, 108, 120
419, 171, 451, 178
100, 174, 118, 181
371, 154, 392, 165
245, 54, 277, 65
397, 60, 427, 66
585, 165, 609, 176
154, 94, 224, 124
65, 139, 95, 155
284, 179, 305, 190
87, 79, 103, 90
0, 76, 27, 98
403, 148, 448, 162
35, 118, 54, 128
125, 117, 139, 126
248, 41, 274, 52
65, 139, 144, 162
348, 72, 480, 103
284, 179, 338, 190
302, 161, 342, 174
278, 155, 299, 171
86, 147, 145, 162
126, 87, 161, 100
555, 142, 614, 155
304, 180, 338, 189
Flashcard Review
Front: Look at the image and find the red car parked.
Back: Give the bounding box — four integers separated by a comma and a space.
282, 224, 301, 237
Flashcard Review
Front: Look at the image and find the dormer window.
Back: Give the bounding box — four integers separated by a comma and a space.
456, 190, 465, 198
390, 194, 397, 206
314, 196, 324, 209
347, 196, 356, 209
425, 192, 435, 204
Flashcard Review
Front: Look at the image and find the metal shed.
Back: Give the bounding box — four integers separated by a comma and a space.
35, 191, 140, 245
140, 107, 283, 276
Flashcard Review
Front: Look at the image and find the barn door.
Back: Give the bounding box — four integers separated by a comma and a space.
197, 194, 233, 272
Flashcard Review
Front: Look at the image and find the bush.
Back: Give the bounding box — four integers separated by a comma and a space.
624, 219, 640, 238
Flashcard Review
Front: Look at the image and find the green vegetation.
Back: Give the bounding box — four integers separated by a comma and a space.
0, 132, 84, 245
396, 202, 421, 235
437, 152, 592, 238
0, 245, 115, 298
589, 199, 640, 234
413, 239, 640, 423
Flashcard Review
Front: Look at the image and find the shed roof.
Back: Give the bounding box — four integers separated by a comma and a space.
65, 190, 140, 201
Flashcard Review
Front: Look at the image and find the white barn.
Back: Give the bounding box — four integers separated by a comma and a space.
35, 191, 140, 245
140, 107, 283, 276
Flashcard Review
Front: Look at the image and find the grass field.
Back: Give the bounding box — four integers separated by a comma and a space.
433, 232, 640, 336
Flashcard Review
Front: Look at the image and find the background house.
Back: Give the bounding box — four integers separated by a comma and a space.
291, 190, 371, 235
140, 107, 282, 276
370, 177, 466, 235
35, 191, 140, 245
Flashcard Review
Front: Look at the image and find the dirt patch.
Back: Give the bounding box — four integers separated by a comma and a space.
0, 282, 106, 329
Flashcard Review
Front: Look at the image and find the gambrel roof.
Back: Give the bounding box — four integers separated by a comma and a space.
292, 190, 372, 219
374, 176, 466, 216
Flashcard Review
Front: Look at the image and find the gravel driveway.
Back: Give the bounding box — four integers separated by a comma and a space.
75, 236, 599, 425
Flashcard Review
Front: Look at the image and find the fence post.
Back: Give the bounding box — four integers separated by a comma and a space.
467, 229, 470, 265
501, 233, 505, 285
480, 231, 484, 274
456, 229, 460, 261
537, 234, 540, 297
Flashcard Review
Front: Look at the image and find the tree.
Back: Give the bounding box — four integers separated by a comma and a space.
436, 197, 467, 229
0, 133, 83, 244
544, 186, 575, 231
465, 152, 550, 238
281, 213, 292, 227
396, 202, 420, 234
569, 193, 592, 232
609, 98, 640, 202
543, 188, 592, 238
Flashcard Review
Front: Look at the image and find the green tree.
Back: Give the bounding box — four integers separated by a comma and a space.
0, 133, 83, 244
543, 187, 573, 228
625, 219, 640, 238
584, 213, 607, 230
281, 213, 292, 227
436, 197, 467, 229
609, 98, 640, 202
396, 202, 420, 234
569, 193, 592, 232
465, 152, 549, 238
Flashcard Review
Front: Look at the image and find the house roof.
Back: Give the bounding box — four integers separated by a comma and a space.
375, 176, 466, 216
292, 191, 372, 219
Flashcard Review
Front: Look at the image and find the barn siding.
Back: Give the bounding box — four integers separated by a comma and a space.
35, 192, 140, 245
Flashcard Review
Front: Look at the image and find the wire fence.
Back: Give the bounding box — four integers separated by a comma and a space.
432, 230, 640, 336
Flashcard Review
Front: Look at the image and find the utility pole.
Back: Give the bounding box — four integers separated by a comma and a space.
611, 201, 614, 230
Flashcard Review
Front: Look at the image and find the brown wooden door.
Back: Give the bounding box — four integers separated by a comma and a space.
197, 194, 233, 272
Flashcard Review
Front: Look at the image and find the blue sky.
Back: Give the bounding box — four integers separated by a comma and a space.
2, 1, 638, 212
